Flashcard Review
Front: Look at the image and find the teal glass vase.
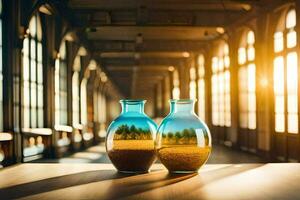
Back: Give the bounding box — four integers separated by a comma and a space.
156, 99, 211, 173
106, 100, 157, 173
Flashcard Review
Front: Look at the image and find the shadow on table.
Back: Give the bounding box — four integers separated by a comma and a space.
103, 164, 265, 199
0, 164, 264, 199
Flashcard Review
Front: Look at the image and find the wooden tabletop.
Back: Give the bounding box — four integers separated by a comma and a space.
0, 163, 299, 200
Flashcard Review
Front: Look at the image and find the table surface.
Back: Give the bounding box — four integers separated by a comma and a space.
0, 163, 299, 200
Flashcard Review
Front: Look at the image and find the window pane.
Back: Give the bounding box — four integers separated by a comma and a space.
287, 30, 297, 48
275, 96, 285, 113
273, 56, 284, 95
198, 54, 204, 66
275, 113, 285, 132
288, 114, 298, 133
247, 31, 255, 45
198, 65, 205, 77
238, 48, 246, 65
212, 57, 218, 73
274, 32, 284, 53
248, 112, 256, 129
198, 79, 205, 121
286, 52, 297, 94
248, 93, 256, 112
247, 46, 255, 61
247, 64, 256, 92
288, 94, 297, 113
286, 9, 296, 29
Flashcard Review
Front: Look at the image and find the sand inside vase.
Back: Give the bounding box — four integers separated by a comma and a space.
157, 146, 211, 172
108, 140, 156, 172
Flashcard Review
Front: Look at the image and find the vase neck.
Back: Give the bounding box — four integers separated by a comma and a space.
170, 99, 195, 114
121, 100, 145, 114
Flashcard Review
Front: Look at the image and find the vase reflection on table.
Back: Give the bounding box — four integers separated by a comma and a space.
106, 100, 157, 173
156, 99, 212, 173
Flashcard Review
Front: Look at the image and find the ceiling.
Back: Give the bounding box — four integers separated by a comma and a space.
66, 0, 271, 100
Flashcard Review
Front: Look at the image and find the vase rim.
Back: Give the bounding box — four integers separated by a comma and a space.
120, 99, 146, 104
170, 99, 196, 104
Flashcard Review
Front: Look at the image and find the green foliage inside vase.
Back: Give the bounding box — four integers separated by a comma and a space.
161, 128, 198, 145
114, 124, 152, 140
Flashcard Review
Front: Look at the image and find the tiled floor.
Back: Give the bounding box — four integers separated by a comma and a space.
33, 143, 265, 164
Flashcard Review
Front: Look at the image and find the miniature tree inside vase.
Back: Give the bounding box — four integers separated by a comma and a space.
156, 99, 211, 173
106, 100, 157, 173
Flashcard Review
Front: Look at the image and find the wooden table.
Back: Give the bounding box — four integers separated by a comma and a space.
0, 163, 299, 200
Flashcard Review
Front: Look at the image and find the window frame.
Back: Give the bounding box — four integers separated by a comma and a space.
238, 30, 257, 130
273, 8, 298, 134
22, 12, 44, 129
211, 43, 231, 127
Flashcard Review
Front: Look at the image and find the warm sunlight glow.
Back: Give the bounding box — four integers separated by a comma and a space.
287, 52, 298, 133
274, 32, 283, 53
198, 54, 205, 121
238, 30, 256, 129
286, 9, 296, 29
212, 43, 231, 127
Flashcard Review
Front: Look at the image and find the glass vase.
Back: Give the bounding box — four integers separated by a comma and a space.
156, 99, 211, 173
106, 100, 157, 173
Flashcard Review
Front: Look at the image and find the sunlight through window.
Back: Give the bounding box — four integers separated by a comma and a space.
197, 54, 205, 121
273, 9, 298, 134
55, 41, 68, 126
238, 30, 256, 129
212, 43, 231, 127
22, 13, 43, 128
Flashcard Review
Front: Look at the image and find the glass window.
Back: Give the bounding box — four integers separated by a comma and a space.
22, 13, 44, 128
72, 55, 81, 126
55, 41, 68, 125
197, 54, 205, 121
238, 30, 256, 130
273, 9, 298, 134
211, 43, 231, 127
81, 78, 87, 125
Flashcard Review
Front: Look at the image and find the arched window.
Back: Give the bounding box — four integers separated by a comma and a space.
72, 55, 81, 127
22, 13, 44, 128
55, 41, 68, 125
238, 30, 256, 129
274, 9, 298, 134
197, 54, 205, 121
211, 43, 231, 127
172, 69, 180, 99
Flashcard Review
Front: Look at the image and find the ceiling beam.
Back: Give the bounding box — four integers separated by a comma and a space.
107, 65, 170, 71
73, 9, 247, 27
93, 40, 206, 52
101, 57, 187, 66
68, 0, 259, 10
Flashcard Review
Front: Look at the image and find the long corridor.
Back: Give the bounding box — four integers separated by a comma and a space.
2, 1, 300, 199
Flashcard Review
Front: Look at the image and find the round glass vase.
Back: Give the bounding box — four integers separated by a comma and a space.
156, 99, 212, 173
106, 100, 157, 173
